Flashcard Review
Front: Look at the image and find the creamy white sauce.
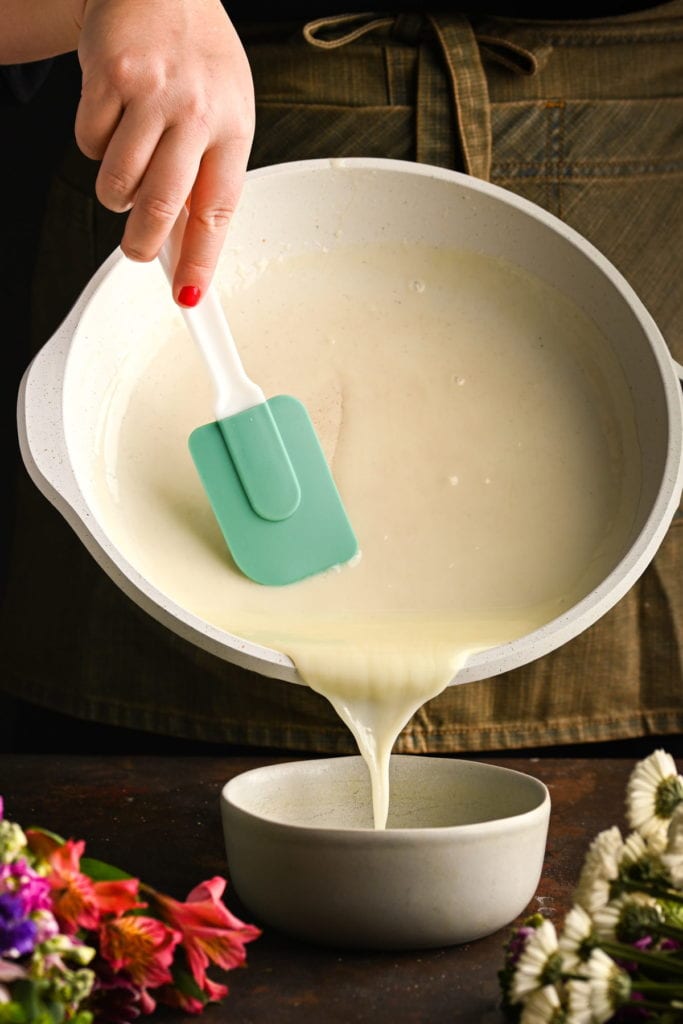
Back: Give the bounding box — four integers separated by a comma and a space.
92, 244, 640, 828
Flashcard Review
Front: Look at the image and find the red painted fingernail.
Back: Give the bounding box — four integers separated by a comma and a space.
178, 285, 201, 307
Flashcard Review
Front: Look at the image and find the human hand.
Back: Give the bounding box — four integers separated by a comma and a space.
75, 0, 255, 306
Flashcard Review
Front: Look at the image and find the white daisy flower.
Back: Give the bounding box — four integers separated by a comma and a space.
573, 869, 610, 916
620, 829, 651, 865
592, 894, 661, 943
583, 948, 631, 1024
519, 984, 565, 1024
626, 749, 683, 844
591, 901, 621, 942
618, 829, 667, 896
666, 802, 683, 851
662, 803, 683, 888
566, 979, 593, 1024
558, 905, 595, 971
511, 919, 562, 1003
588, 827, 625, 877
574, 827, 623, 914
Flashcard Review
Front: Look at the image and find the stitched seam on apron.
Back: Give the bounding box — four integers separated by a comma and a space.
402, 709, 683, 736
494, 163, 683, 178
512, 28, 683, 45
255, 101, 412, 111
543, 100, 564, 216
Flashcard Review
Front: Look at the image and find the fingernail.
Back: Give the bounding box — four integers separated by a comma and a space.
178, 285, 201, 307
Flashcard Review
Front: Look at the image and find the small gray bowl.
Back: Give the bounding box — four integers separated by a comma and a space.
220, 755, 550, 950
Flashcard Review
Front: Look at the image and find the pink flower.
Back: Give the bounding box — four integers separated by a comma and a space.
148, 876, 260, 1008
0, 955, 26, 1006
28, 834, 143, 934
99, 915, 182, 1015
0, 860, 51, 914
158, 975, 228, 1015
0, 957, 26, 983
31, 910, 60, 943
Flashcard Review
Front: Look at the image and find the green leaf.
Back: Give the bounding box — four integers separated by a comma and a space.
0, 1002, 26, 1024
28, 828, 65, 846
42, 1002, 63, 1024
170, 964, 209, 1006
8, 981, 65, 1024
71, 1013, 93, 1024
12, 981, 40, 1021
79, 857, 134, 882
661, 899, 683, 929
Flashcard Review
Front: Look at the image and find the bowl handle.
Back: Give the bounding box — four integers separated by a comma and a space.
17, 247, 125, 515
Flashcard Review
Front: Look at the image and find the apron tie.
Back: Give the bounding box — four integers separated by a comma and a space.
302, 12, 396, 48
303, 11, 541, 180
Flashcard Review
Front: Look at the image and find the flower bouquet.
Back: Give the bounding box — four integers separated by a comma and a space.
499, 749, 683, 1023
0, 797, 260, 1022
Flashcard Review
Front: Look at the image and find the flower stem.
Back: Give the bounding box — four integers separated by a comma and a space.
619, 879, 683, 906
630, 980, 683, 997
658, 922, 683, 942
601, 939, 683, 976
632, 995, 682, 1013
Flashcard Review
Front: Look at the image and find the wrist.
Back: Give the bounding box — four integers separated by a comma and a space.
71, 0, 89, 31
0, 0, 84, 62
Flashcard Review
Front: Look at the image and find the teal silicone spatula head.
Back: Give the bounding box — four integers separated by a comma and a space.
190, 395, 358, 585
159, 211, 358, 586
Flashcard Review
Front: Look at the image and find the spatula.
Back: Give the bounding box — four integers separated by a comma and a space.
158, 210, 358, 586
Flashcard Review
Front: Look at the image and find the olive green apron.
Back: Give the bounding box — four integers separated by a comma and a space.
2, 2, 682, 751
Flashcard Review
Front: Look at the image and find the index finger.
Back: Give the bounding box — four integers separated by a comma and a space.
172, 139, 252, 307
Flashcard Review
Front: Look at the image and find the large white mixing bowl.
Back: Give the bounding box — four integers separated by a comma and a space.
17, 158, 683, 688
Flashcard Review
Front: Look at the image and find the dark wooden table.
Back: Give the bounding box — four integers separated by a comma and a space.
0, 755, 634, 1023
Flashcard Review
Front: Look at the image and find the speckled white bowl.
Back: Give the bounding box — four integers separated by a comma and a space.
220, 755, 550, 950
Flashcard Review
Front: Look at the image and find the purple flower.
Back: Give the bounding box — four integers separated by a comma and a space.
610, 992, 651, 1022
505, 925, 537, 967
0, 798, 4, 822
0, 861, 51, 914
0, 893, 37, 958
87, 957, 144, 1024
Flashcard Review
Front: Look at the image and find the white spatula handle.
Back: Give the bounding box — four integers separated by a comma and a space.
158, 209, 265, 419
